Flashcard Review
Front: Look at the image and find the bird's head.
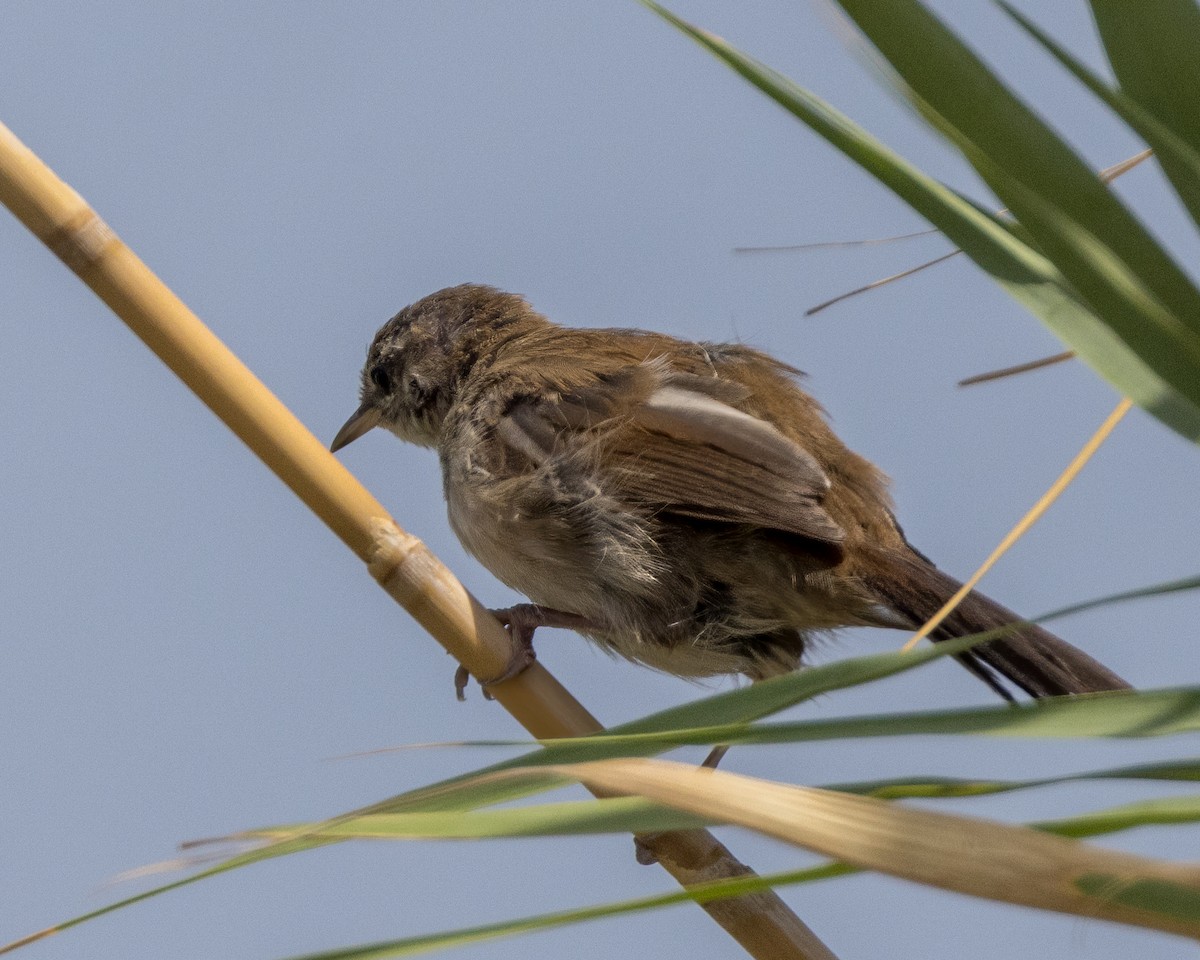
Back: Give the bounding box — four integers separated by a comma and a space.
331, 283, 534, 451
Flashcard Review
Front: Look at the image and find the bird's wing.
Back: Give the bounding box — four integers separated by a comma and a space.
496, 362, 845, 547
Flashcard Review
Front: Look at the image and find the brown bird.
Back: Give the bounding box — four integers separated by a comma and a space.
332, 284, 1129, 700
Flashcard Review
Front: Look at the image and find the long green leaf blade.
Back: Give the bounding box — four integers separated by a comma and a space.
270, 786, 1200, 959
829, 0, 1200, 434
1090, 0, 1200, 221
1000, 1, 1200, 230
241, 761, 1200, 843
832, 758, 1200, 800
835, 0, 1200, 329
640, 1, 1200, 440
536, 686, 1200, 753
277, 864, 851, 960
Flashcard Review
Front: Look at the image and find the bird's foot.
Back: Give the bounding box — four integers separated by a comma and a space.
454, 603, 596, 701
454, 664, 481, 702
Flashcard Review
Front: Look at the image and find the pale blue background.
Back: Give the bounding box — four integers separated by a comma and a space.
2, 3, 1198, 959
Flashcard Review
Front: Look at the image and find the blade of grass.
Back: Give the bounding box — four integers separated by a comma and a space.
530, 684, 1200, 755
1090, 0, 1200, 223
14, 560, 1194, 950
368, 573, 1200, 754
1037, 794, 1200, 840
269, 786, 1200, 959
641, 1, 1200, 440
541, 759, 1200, 938
241, 761, 1200, 843
277, 863, 852, 960
832, 758, 1200, 800
273, 781, 1200, 959
0, 631, 982, 953
835, 0, 1200, 329
829, 0, 1200, 428
246, 797, 712, 842
18, 744, 1200, 955
1001, 2, 1200, 230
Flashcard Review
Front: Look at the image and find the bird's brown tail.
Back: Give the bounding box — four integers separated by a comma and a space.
866, 549, 1130, 698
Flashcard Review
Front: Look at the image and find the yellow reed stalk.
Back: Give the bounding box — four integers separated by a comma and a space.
903, 397, 1133, 652
0, 120, 832, 960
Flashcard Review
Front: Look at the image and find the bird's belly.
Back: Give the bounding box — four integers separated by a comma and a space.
603, 633, 763, 678
444, 473, 654, 623
442, 466, 861, 680
448, 497, 577, 609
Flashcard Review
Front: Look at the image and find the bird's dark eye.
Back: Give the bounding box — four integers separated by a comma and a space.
369, 366, 392, 393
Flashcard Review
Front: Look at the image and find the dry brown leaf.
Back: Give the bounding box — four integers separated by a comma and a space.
539, 758, 1200, 941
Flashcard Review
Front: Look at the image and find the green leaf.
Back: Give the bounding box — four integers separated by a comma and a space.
831, 0, 1200, 427
247, 798, 713, 841
275, 780, 1200, 960
538, 759, 1200, 938
833, 0, 1200, 329
276, 864, 851, 960
243, 760, 1200, 843
1038, 794, 1200, 840
832, 758, 1200, 800
999, 1, 1200, 231
22, 561, 1196, 946
1, 631, 981, 951
1074, 874, 1200, 922
536, 686, 1200, 754
1090, 0, 1200, 222
641, 0, 1200, 440
274, 787, 1200, 958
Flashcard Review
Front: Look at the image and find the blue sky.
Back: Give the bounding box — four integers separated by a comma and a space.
2, 3, 1198, 959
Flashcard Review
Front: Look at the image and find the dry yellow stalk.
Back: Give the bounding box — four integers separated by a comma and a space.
0, 120, 832, 960
544, 758, 1200, 940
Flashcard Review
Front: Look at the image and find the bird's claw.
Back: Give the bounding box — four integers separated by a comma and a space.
453, 603, 593, 700
453, 665, 478, 702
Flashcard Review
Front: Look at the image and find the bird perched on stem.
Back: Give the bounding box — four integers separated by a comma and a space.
332, 284, 1129, 700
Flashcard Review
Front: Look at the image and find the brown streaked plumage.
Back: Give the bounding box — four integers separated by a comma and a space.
332, 284, 1129, 697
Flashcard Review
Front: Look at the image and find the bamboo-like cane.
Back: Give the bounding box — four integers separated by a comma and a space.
0, 120, 836, 960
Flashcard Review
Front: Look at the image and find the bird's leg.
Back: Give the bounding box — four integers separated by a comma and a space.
700, 744, 730, 769
700, 675, 770, 768
455, 603, 597, 700
634, 747, 727, 865
636, 676, 765, 863
453, 665, 477, 702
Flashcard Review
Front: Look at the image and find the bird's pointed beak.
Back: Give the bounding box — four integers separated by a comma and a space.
330, 402, 382, 452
